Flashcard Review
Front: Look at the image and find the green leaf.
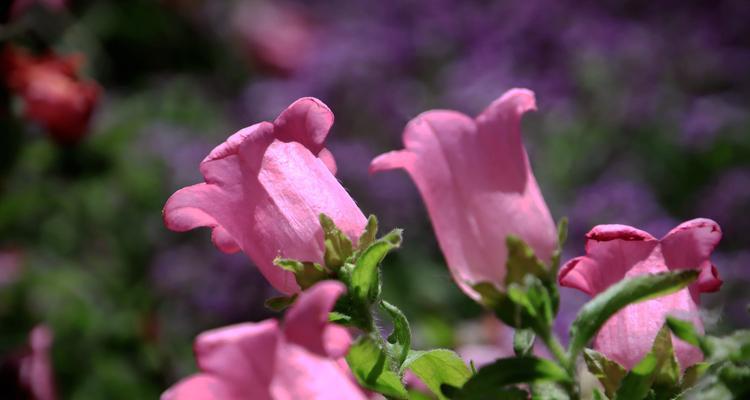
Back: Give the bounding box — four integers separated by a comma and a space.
381, 300, 411, 367
592, 388, 607, 400
514, 329, 536, 357
264, 294, 297, 311
358, 214, 378, 251
351, 230, 402, 303
273, 258, 328, 289
320, 213, 354, 270
531, 381, 570, 400
568, 270, 699, 362
403, 349, 471, 400
665, 317, 703, 348
615, 353, 659, 400
583, 348, 627, 398
681, 362, 708, 390
346, 337, 408, 399
450, 356, 570, 399
442, 384, 528, 400
328, 311, 352, 324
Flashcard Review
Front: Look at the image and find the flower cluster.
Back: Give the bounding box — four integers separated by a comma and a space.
162, 91, 731, 399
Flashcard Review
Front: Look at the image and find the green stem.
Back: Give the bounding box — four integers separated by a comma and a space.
538, 329, 580, 400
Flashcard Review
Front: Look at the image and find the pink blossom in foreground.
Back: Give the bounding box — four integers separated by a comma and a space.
163, 98, 367, 294
370, 88, 557, 299
559, 219, 723, 369
161, 281, 366, 400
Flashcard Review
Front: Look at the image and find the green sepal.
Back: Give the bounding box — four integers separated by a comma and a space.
505, 235, 559, 315
328, 311, 352, 325
681, 362, 708, 390
351, 229, 402, 304
614, 352, 659, 400
474, 275, 553, 331
568, 270, 698, 362
273, 258, 328, 290
381, 300, 411, 367
403, 349, 471, 400
357, 214, 378, 251
513, 329, 535, 357
665, 316, 703, 349
346, 336, 408, 399
583, 348, 627, 398
651, 325, 681, 391
320, 213, 354, 270
264, 294, 297, 311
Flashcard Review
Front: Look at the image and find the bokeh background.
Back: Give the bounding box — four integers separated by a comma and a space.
1, 0, 748, 398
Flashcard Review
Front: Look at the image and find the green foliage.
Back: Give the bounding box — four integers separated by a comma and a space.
403, 349, 471, 400
583, 349, 627, 398
568, 270, 699, 362
381, 300, 411, 367
445, 356, 570, 399
320, 214, 355, 270
513, 329, 536, 357
350, 229, 402, 303
264, 294, 298, 312
346, 337, 409, 399
273, 258, 329, 290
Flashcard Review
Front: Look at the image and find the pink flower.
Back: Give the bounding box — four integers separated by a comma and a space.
23, 326, 57, 400
370, 89, 557, 299
163, 98, 367, 294
231, 1, 317, 75
161, 281, 366, 400
559, 219, 723, 369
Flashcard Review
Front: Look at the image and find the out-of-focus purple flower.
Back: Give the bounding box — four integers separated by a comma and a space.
696, 168, 750, 240
680, 96, 744, 149
151, 244, 275, 324
141, 123, 215, 188
567, 178, 677, 244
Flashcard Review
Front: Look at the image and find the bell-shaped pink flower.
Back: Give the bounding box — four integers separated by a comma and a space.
162, 281, 366, 400
559, 219, 723, 369
163, 98, 367, 294
370, 89, 557, 298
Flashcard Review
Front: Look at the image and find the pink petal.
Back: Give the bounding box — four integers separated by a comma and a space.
161, 374, 238, 400
193, 320, 279, 398
559, 225, 659, 295
370, 89, 557, 299
273, 97, 333, 155
283, 280, 350, 357
317, 147, 337, 175
594, 292, 704, 370
163, 99, 366, 294
661, 218, 723, 293
270, 344, 367, 400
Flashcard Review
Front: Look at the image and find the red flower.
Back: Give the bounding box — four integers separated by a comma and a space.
2, 46, 100, 144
